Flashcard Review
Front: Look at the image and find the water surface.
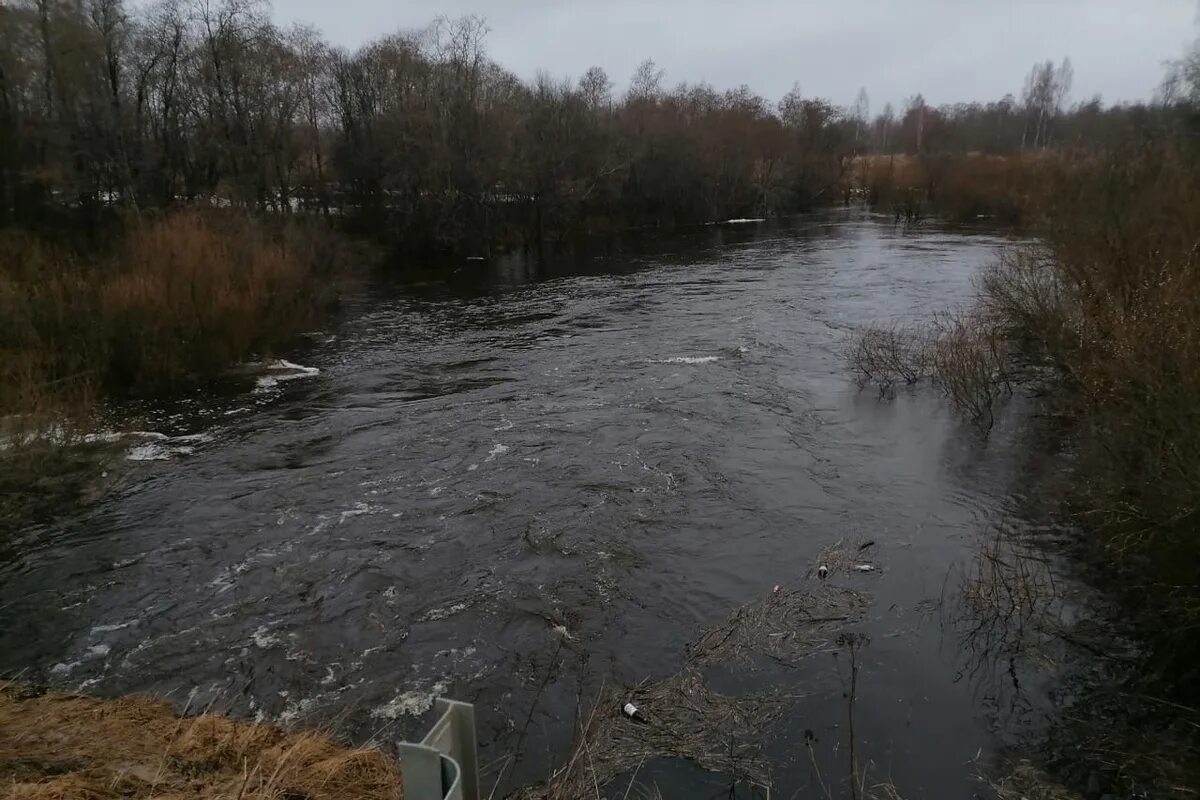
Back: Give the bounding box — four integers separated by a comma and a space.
2, 211, 1052, 797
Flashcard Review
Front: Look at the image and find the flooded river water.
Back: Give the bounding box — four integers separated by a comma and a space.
1, 211, 1067, 797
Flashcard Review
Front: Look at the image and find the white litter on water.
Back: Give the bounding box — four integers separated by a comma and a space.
852, 564, 878, 572
485, 443, 509, 461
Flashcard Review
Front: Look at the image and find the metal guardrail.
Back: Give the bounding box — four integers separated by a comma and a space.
395, 698, 480, 800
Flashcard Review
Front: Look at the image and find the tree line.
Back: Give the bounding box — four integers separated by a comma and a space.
1, 0, 1196, 254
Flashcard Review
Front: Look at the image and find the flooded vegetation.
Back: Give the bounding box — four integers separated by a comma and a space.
3, 1, 1200, 798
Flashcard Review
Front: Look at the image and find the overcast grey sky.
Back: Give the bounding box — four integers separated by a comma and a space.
273, 0, 1198, 110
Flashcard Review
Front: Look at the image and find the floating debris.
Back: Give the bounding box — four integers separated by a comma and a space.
817, 536, 877, 578
512, 670, 781, 799
689, 586, 871, 667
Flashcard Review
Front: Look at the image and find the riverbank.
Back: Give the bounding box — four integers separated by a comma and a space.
850, 134, 1200, 797
0, 681, 405, 800
0, 210, 372, 521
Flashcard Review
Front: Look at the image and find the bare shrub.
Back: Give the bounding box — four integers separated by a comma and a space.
928, 311, 1012, 431
847, 323, 931, 392
849, 313, 1011, 431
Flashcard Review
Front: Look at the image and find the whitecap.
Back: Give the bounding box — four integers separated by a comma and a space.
126, 443, 170, 461
421, 601, 469, 622
254, 360, 320, 392
647, 356, 721, 365
252, 625, 282, 649
371, 681, 449, 719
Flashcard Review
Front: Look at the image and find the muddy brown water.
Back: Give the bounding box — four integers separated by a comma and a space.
1, 211, 1070, 798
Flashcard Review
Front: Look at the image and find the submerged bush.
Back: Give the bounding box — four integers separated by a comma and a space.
848, 311, 1011, 431
101, 213, 330, 391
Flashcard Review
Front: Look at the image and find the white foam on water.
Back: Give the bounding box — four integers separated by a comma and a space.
51, 643, 111, 676
371, 681, 450, 720
723, 217, 766, 224
647, 356, 721, 365
254, 360, 320, 392
252, 625, 282, 649
127, 431, 170, 441
124, 431, 209, 462
338, 502, 381, 524
421, 601, 469, 622
91, 620, 135, 635
278, 695, 321, 725
126, 443, 170, 461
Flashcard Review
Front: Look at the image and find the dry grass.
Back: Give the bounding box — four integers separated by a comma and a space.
101, 214, 326, 391
1, 212, 341, 409
984, 761, 1083, 800
0, 682, 404, 800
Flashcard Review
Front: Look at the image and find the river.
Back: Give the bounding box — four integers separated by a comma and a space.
1, 210, 1066, 798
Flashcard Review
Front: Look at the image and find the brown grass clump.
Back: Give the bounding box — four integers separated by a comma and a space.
0, 211, 340, 412
0, 682, 404, 800
101, 213, 329, 391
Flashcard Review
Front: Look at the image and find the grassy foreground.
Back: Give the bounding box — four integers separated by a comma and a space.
0, 682, 404, 800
